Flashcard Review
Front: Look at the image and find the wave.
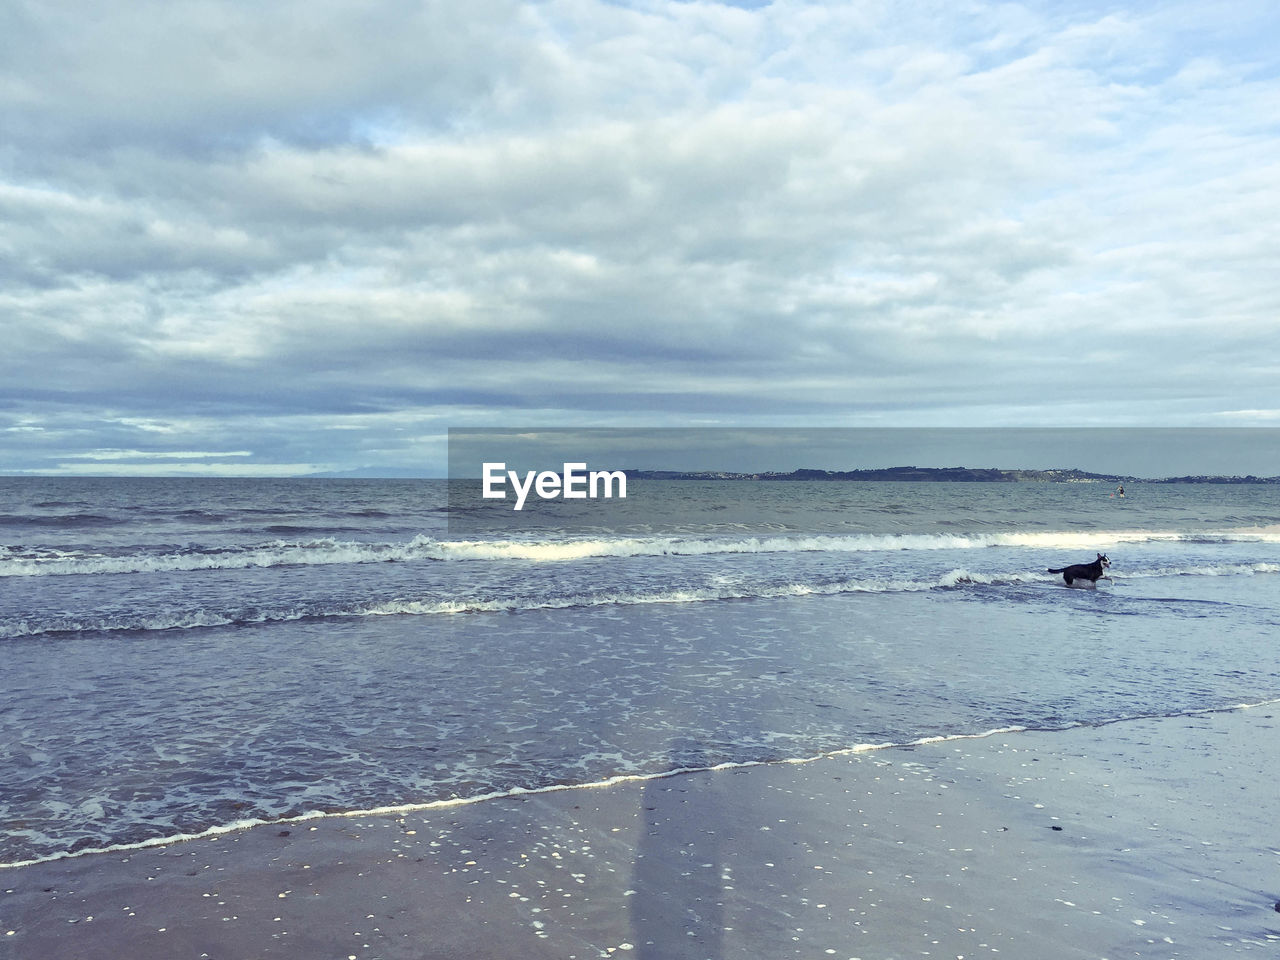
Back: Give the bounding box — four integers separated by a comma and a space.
6, 561, 1276, 640
0, 512, 125, 528
5, 525, 1280, 577
0, 537, 443, 577
402, 526, 1280, 562
1124, 562, 1280, 579
0, 572, 982, 638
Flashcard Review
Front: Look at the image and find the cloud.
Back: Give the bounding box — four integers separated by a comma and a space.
61, 449, 254, 460
1, 0, 527, 153
2, 0, 1279, 474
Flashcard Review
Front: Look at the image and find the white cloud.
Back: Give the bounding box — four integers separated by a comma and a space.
62, 449, 254, 461
36, 461, 331, 477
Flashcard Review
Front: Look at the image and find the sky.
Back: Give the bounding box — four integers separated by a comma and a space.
2, 0, 1278, 477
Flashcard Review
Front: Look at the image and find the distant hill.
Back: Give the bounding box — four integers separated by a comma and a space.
626, 466, 1280, 484
297, 465, 1279, 483
305, 467, 436, 478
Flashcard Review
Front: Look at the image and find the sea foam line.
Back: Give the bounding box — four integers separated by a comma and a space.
5, 561, 1278, 639
7, 701, 1277, 872
3, 525, 1279, 577
0, 568, 1043, 638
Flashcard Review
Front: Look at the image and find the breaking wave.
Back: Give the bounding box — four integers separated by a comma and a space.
5, 561, 1276, 640
4, 526, 1279, 577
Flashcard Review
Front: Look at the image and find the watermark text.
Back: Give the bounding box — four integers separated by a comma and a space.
482, 462, 627, 510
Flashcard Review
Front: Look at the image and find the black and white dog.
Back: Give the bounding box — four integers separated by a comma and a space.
1048, 553, 1112, 586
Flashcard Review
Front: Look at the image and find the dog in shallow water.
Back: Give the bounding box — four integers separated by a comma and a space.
1047, 553, 1112, 586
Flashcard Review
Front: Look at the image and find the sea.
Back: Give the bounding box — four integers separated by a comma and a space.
2, 476, 1279, 869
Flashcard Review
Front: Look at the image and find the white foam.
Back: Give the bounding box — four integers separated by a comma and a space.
1121, 562, 1280, 579
5, 525, 1279, 578
427, 527, 1280, 563
0, 537, 444, 577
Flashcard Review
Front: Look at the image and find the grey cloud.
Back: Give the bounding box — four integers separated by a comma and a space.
1, 0, 530, 153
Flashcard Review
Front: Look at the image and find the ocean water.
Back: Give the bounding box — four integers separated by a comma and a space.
2, 476, 1279, 868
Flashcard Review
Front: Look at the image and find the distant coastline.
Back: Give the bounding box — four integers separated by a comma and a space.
626, 466, 1280, 484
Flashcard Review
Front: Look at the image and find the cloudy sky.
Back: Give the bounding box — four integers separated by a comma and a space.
3, 0, 1278, 476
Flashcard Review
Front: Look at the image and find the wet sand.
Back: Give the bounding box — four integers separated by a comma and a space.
4, 706, 1279, 960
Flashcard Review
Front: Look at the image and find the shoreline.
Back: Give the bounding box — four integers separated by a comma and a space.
9, 701, 1271, 875
5, 706, 1279, 959
0, 722, 1041, 873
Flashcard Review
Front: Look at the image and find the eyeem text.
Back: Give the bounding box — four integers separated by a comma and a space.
482, 462, 628, 511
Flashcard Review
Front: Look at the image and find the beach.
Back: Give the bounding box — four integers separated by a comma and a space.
6, 705, 1277, 960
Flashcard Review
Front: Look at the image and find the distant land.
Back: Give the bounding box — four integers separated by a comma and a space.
626, 466, 1280, 484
